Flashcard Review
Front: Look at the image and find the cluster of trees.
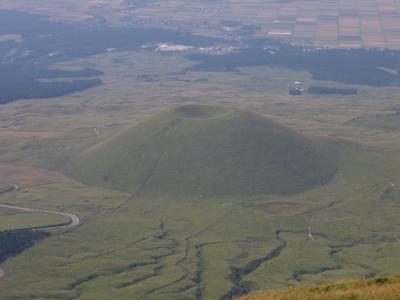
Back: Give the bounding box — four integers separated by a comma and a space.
0, 10, 217, 66
0, 77, 102, 104
307, 86, 357, 95
189, 45, 400, 86
0, 64, 102, 104
0, 229, 50, 264
0, 10, 218, 104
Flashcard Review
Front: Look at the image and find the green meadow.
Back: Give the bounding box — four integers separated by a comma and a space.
0, 212, 69, 231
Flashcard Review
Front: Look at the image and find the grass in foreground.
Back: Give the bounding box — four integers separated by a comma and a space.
240, 274, 400, 300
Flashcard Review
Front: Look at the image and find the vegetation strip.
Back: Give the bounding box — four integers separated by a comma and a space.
221, 230, 287, 299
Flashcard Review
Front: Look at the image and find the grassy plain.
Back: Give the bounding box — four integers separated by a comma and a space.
0, 50, 400, 299
0, 212, 69, 231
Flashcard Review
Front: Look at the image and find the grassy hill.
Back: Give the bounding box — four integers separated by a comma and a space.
68, 104, 338, 197
240, 274, 400, 300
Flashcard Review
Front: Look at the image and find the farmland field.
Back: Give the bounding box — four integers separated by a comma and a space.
2, 0, 400, 49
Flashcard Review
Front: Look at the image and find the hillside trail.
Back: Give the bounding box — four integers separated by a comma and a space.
0, 184, 80, 279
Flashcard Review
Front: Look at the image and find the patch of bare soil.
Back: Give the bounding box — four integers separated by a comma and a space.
0, 164, 69, 187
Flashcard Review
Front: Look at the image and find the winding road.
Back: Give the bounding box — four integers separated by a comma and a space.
0, 203, 80, 229
0, 184, 80, 278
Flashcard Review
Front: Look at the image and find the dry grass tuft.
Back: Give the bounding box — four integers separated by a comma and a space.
240, 274, 400, 300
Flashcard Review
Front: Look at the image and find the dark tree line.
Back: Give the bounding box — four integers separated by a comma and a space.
0, 64, 102, 104
188, 45, 400, 87
0, 229, 50, 264
307, 86, 358, 95
0, 77, 102, 104
0, 10, 219, 104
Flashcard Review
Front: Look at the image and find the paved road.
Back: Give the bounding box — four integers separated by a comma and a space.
0, 203, 80, 229
0, 185, 80, 278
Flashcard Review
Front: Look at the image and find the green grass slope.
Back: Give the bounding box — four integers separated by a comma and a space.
68, 105, 338, 197
240, 274, 400, 300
